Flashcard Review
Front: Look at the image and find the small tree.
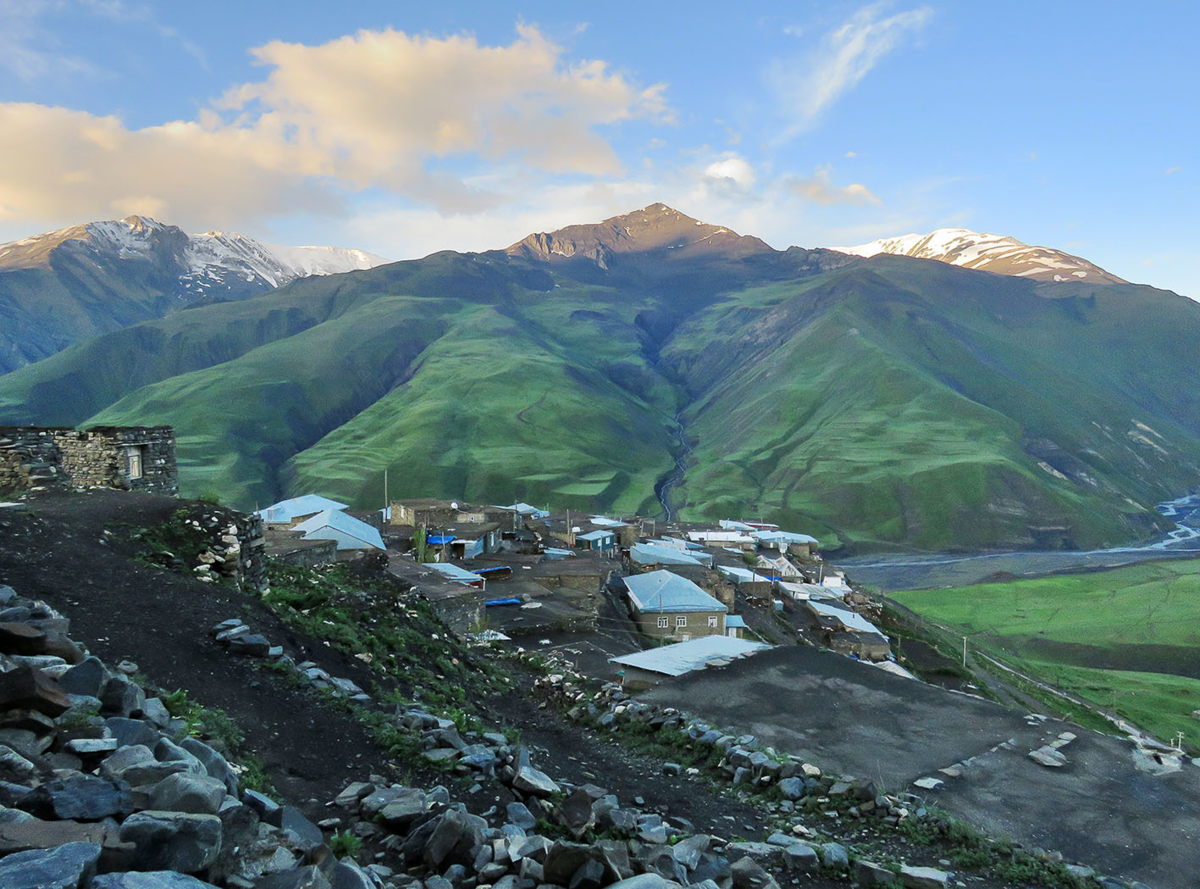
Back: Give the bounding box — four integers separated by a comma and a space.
414, 523, 429, 563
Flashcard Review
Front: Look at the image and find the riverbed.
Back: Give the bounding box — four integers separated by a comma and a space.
839, 495, 1200, 591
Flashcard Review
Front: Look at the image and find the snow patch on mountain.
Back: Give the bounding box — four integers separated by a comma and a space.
833, 227, 1126, 284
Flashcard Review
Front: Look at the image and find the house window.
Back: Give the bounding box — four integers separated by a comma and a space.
676, 616, 687, 628
122, 446, 144, 480
708, 616, 718, 628
657, 616, 669, 629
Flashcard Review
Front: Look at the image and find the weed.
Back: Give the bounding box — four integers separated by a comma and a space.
329, 830, 363, 860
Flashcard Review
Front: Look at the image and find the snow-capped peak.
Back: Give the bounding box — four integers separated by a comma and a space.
833, 227, 1126, 284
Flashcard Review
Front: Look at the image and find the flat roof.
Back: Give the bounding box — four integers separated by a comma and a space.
610, 635, 769, 677
808, 600, 885, 636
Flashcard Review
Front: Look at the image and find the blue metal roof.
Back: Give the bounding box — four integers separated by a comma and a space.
630, 543, 710, 567
753, 530, 819, 545
428, 563, 484, 584
293, 509, 384, 550
258, 494, 349, 524
624, 570, 727, 614
725, 615, 747, 628
578, 530, 614, 542
609, 636, 769, 676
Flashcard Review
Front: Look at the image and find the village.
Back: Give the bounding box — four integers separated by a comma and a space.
257, 491, 898, 691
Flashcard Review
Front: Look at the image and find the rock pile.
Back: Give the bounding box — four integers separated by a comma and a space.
0, 583, 342, 889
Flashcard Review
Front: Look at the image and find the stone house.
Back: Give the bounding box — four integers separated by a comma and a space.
621, 569, 728, 641
0, 426, 177, 497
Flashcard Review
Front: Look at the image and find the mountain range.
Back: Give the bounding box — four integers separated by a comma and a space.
0, 203, 1196, 553
0, 215, 388, 372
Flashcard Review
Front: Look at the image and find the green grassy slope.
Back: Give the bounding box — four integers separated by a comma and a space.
894, 560, 1200, 744
664, 264, 1200, 550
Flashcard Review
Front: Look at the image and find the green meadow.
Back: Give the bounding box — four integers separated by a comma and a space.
894, 559, 1200, 746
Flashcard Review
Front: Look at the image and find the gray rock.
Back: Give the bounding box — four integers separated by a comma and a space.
819, 843, 848, 870
103, 717, 159, 749
899, 865, 948, 889
63, 738, 118, 757
58, 658, 106, 699
1029, 746, 1068, 768
670, 834, 710, 871
17, 775, 132, 822
334, 782, 374, 808
0, 841, 101, 889
853, 860, 896, 886
119, 810, 223, 872
253, 866, 334, 889
512, 764, 560, 797
730, 856, 779, 889
777, 777, 804, 800
603, 875, 676, 889
99, 677, 144, 718
179, 737, 239, 795
379, 789, 427, 830
228, 634, 272, 657
242, 790, 283, 827
149, 773, 227, 815
781, 844, 818, 872
330, 859, 374, 889
425, 810, 484, 870
141, 698, 172, 729
514, 835, 552, 863
725, 843, 779, 861
281, 806, 324, 848
91, 874, 219, 889
505, 802, 536, 831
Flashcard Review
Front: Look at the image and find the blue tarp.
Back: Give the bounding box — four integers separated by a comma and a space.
485, 597, 522, 607
474, 566, 510, 575
427, 535, 456, 545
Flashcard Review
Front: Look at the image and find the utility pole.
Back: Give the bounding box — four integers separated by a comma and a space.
383, 468, 388, 516
962, 635, 968, 668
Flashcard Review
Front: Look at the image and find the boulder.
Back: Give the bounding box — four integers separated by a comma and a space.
99, 677, 144, 718
900, 865, 949, 889
378, 789, 427, 830
179, 738, 239, 796
505, 802, 536, 831
730, 857, 779, 889
781, 844, 818, 872
281, 807, 323, 848
424, 809, 484, 870
777, 777, 804, 801
91, 874, 219, 889
0, 665, 71, 718
18, 775, 133, 822
1029, 746, 1068, 768
242, 790, 283, 827
104, 718, 160, 750
141, 698, 172, 729
853, 860, 897, 886
228, 634, 273, 657
330, 859, 374, 889
119, 811, 223, 872
556, 788, 596, 838
253, 866, 334, 889
604, 875, 679, 889
149, 773, 227, 815
0, 840, 101, 889
512, 764, 560, 797
819, 843, 848, 870
58, 658, 106, 699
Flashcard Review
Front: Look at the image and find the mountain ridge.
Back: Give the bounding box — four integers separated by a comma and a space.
0, 215, 389, 373
834, 226, 1126, 284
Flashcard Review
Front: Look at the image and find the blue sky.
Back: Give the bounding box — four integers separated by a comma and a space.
1, 0, 1197, 296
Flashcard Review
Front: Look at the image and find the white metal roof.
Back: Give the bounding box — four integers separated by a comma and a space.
610, 635, 769, 677
624, 570, 727, 614
808, 600, 885, 636
258, 494, 349, 524
293, 508, 384, 550
631, 543, 711, 567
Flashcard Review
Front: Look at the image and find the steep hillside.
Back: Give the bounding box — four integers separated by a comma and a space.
0, 215, 387, 372
835, 227, 1126, 284
1, 204, 1198, 552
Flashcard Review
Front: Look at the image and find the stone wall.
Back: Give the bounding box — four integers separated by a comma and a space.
0, 425, 178, 496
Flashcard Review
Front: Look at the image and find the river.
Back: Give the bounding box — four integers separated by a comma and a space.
838, 494, 1200, 592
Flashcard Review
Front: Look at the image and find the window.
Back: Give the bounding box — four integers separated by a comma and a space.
122, 446, 143, 480
657, 616, 668, 629
708, 616, 718, 628
676, 615, 687, 628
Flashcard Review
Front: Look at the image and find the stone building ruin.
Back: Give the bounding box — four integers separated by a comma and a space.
0, 425, 178, 497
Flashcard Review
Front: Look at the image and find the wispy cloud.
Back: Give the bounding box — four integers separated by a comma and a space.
788, 166, 881, 205
1166, 165, 1183, 175
770, 3, 933, 139
0, 0, 99, 82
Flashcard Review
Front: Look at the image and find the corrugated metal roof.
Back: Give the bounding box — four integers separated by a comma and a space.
577, 530, 614, 542
717, 565, 771, 583
725, 615, 747, 628
609, 636, 769, 676
293, 509, 384, 550
630, 543, 710, 567
258, 494, 349, 523
429, 563, 485, 584
589, 516, 629, 528
752, 530, 819, 545
624, 570, 727, 614
808, 600, 885, 636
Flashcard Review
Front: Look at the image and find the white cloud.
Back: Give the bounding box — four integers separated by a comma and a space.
0, 24, 670, 231
771, 3, 932, 138
788, 166, 881, 205
0, 0, 99, 82
704, 154, 757, 188
1166, 165, 1182, 175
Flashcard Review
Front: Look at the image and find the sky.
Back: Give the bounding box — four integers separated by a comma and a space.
0, 0, 1197, 296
